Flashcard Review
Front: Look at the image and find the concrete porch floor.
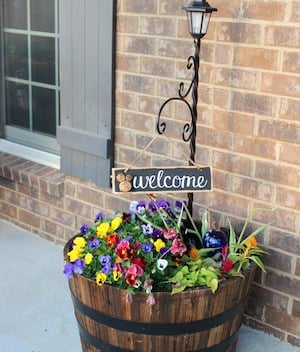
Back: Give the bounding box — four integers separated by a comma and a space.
0, 219, 298, 352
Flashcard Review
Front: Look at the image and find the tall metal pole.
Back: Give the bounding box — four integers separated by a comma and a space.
187, 38, 200, 216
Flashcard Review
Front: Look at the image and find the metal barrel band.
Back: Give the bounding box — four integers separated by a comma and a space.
77, 319, 239, 352
71, 291, 246, 336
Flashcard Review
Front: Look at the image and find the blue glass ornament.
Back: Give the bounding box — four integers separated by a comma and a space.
203, 229, 227, 255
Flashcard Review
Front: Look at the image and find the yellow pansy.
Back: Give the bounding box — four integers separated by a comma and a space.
154, 239, 166, 252
73, 236, 86, 248
113, 271, 122, 281
84, 253, 93, 265
110, 216, 123, 231
67, 248, 82, 262
97, 222, 110, 237
96, 272, 107, 286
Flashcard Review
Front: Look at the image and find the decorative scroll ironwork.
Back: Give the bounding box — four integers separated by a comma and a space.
156, 38, 201, 215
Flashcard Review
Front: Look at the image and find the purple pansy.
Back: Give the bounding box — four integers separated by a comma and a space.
80, 224, 90, 234
72, 259, 85, 274
99, 255, 111, 266
95, 212, 104, 222
88, 239, 100, 249
141, 243, 153, 253
63, 262, 74, 279
141, 223, 153, 235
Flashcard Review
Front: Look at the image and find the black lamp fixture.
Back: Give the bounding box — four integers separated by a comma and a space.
157, 1, 217, 215
182, 0, 217, 39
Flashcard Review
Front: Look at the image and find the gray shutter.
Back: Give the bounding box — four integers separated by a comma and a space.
57, 0, 115, 187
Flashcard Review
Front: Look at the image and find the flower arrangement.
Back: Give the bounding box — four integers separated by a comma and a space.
63, 194, 268, 305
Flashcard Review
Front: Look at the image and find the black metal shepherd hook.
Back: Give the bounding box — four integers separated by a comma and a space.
156, 0, 217, 216
156, 38, 200, 216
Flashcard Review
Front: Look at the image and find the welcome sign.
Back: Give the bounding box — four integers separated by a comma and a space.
112, 167, 212, 194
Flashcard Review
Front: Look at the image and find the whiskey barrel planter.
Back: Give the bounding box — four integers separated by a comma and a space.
65, 240, 256, 352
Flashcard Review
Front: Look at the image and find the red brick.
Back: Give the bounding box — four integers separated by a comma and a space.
290, 1, 300, 22
261, 73, 299, 98
137, 95, 172, 116
246, 319, 286, 341
50, 207, 76, 228
269, 230, 300, 256
265, 270, 300, 298
40, 191, 64, 209
214, 44, 231, 65
264, 248, 293, 273
258, 120, 300, 143
140, 57, 175, 77
210, 0, 241, 18
287, 335, 300, 348
242, 1, 286, 21
296, 258, 300, 276
123, 36, 156, 55
282, 51, 300, 73
233, 46, 278, 70
122, 74, 156, 94
231, 91, 276, 116
276, 187, 300, 210
230, 175, 273, 202
158, 39, 193, 60
234, 135, 276, 159
19, 209, 40, 228
293, 299, 300, 319
212, 151, 253, 177
40, 218, 65, 238
279, 98, 300, 122
255, 161, 299, 188
213, 67, 258, 90
216, 22, 261, 45
265, 25, 299, 48
0, 201, 17, 218
116, 15, 139, 34
254, 206, 298, 232
25, 198, 49, 217
279, 142, 300, 165
65, 197, 92, 218
212, 88, 231, 109
265, 306, 300, 336
140, 16, 175, 36
76, 184, 105, 208
121, 111, 155, 133
116, 54, 139, 72
123, 0, 157, 14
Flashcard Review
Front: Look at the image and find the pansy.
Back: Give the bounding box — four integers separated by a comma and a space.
170, 238, 187, 256
95, 212, 104, 222
63, 262, 74, 279
157, 258, 168, 271
72, 258, 85, 274
163, 228, 178, 240
141, 223, 153, 235
80, 224, 90, 234
110, 216, 122, 231
84, 253, 93, 265
96, 272, 107, 286
141, 243, 153, 253
97, 222, 110, 237
153, 238, 166, 252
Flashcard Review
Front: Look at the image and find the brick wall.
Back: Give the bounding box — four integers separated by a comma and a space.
0, 0, 299, 347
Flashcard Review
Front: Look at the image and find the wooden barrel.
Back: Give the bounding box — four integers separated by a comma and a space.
65, 240, 256, 352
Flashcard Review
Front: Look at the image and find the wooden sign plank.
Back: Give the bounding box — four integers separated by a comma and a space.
112, 166, 212, 194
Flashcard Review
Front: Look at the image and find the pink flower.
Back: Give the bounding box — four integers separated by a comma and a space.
146, 295, 155, 306
163, 228, 178, 240
126, 292, 133, 303
170, 238, 187, 256
144, 279, 153, 292
127, 263, 144, 277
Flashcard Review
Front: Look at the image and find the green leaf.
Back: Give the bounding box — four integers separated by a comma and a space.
208, 278, 218, 293
250, 256, 266, 272
227, 218, 237, 247
201, 210, 208, 238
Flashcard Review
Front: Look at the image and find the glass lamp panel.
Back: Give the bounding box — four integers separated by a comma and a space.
201, 13, 211, 34
190, 12, 204, 36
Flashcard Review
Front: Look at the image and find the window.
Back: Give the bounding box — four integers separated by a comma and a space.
1, 0, 59, 154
